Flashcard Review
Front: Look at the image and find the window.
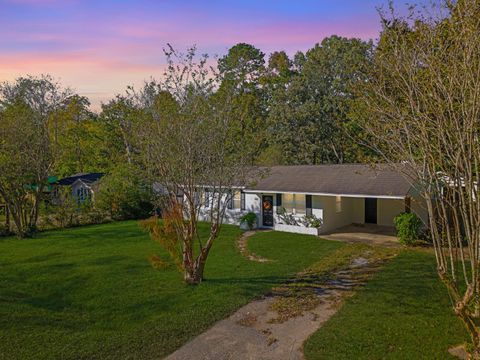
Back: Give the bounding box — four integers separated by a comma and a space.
276, 194, 282, 214
240, 191, 246, 211
335, 196, 342, 213
283, 193, 295, 213
176, 189, 184, 205
204, 189, 210, 208
193, 190, 200, 206
282, 194, 305, 215
226, 191, 234, 210
232, 191, 242, 210
295, 195, 306, 215
306, 195, 312, 216
76, 186, 90, 203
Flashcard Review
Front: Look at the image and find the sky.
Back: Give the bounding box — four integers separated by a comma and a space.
0, 0, 402, 109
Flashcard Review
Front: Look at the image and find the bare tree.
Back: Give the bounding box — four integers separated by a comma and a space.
354, 0, 480, 355
0, 75, 73, 237
136, 46, 260, 284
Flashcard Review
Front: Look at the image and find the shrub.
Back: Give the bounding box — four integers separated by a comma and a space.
140, 213, 183, 272
394, 212, 423, 246
96, 164, 154, 220
277, 207, 299, 226
240, 212, 257, 230
41, 189, 108, 230
42, 188, 80, 228
301, 214, 323, 229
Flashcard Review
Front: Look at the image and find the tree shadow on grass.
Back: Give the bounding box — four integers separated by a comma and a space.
24, 252, 63, 263
1, 272, 90, 313
86, 255, 131, 266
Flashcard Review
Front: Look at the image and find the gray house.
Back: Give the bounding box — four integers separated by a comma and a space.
55, 173, 104, 203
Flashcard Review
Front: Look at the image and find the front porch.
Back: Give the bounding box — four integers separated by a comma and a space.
321, 223, 399, 247
255, 191, 409, 239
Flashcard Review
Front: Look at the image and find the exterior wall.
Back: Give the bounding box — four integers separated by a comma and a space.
71, 180, 93, 203
377, 199, 405, 227
351, 197, 365, 224
195, 189, 429, 235
313, 195, 358, 234
198, 192, 261, 226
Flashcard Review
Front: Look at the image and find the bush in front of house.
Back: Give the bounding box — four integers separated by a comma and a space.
301, 214, 323, 229
277, 207, 299, 226
240, 212, 257, 230
96, 164, 154, 221
40, 190, 109, 230
394, 212, 423, 246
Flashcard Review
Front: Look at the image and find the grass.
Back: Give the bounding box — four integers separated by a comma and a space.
268, 244, 399, 323
303, 250, 469, 360
0, 221, 343, 359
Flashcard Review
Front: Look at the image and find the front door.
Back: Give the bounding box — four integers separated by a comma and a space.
365, 198, 377, 224
262, 195, 274, 227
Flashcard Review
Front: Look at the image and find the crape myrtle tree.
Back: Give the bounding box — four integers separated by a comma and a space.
136, 45, 260, 285
0, 75, 73, 237
354, 0, 480, 355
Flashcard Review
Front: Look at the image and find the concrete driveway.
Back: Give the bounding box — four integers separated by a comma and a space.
321, 224, 400, 247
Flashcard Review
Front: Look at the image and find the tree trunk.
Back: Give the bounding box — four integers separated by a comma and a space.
184, 266, 203, 285
5, 205, 9, 232
29, 193, 41, 232
9, 204, 24, 238
183, 252, 209, 285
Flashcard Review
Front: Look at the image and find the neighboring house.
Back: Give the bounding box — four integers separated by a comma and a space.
197, 164, 428, 235
55, 173, 104, 203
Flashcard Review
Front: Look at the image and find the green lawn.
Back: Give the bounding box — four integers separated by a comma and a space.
0, 221, 342, 359
304, 250, 468, 360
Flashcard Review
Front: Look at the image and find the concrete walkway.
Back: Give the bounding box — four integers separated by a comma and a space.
166, 257, 383, 360
321, 224, 400, 248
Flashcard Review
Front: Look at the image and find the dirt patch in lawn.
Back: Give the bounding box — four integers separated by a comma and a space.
166, 245, 397, 360
236, 230, 272, 263
449, 344, 468, 359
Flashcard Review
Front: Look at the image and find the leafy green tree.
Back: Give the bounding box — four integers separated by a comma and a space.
269, 36, 373, 164
51, 95, 107, 176
96, 164, 154, 220
265, 51, 295, 88
99, 95, 144, 166
218, 43, 266, 91
0, 75, 73, 236
218, 43, 268, 163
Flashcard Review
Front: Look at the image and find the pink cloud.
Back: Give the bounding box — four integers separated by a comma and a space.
0, 3, 382, 110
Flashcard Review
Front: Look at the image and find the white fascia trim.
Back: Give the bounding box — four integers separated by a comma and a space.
243, 189, 405, 200
187, 185, 246, 190
72, 179, 92, 190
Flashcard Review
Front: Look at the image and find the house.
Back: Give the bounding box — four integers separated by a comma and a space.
198, 164, 428, 235
55, 173, 104, 203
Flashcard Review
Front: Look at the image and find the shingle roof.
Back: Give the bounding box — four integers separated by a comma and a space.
56, 172, 104, 186
245, 164, 412, 198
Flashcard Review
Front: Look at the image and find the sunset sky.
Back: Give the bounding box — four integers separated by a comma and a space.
0, 0, 409, 109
